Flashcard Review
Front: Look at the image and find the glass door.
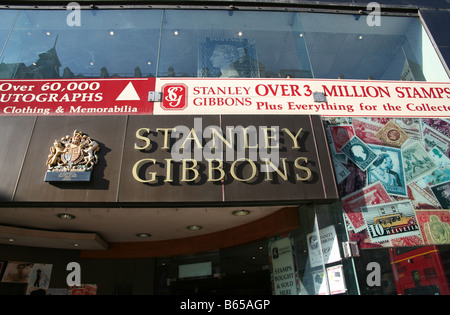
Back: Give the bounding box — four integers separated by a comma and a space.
270, 202, 360, 295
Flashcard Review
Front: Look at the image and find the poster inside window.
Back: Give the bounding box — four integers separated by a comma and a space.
325, 117, 450, 248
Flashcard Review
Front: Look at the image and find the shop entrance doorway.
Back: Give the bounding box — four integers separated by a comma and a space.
168, 269, 271, 295
154, 240, 271, 295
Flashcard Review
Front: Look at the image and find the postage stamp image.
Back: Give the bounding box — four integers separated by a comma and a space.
352, 118, 384, 145
415, 210, 450, 245
402, 141, 438, 183
329, 125, 355, 153
393, 118, 422, 140
408, 182, 441, 209
375, 120, 410, 148
361, 200, 422, 245
415, 167, 450, 190
430, 180, 450, 209
367, 144, 407, 196
423, 118, 450, 139
332, 159, 350, 184
428, 146, 450, 169
341, 182, 392, 232
389, 234, 424, 247
340, 136, 377, 170
423, 125, 450, 159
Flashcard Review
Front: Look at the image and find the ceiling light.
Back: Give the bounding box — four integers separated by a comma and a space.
174, 30, 179, 35
232, 210, 250, 216
136, 233, 152, 238
57, 213, 76, 220
358, 35, 363, 40
186, 225, 202, 231
7, 238, 15, 242
109, 31, 114, 36
238, 31, 243, 37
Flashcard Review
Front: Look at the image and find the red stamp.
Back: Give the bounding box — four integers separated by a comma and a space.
342, 182, 392, 232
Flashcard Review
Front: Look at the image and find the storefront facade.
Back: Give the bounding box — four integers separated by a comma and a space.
0, 0, 449, 295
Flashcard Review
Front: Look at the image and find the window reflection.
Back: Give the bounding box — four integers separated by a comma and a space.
298, 13, 435, 81
0, 10, 161, 79
202, 39, 263, 78
0, 9, 446, 81
158, 10, 312, 78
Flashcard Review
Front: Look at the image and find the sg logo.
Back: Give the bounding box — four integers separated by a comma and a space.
161, 84, 188, 111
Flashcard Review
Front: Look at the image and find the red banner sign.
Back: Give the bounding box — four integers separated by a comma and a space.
0, 78, 155, 116
2, 77, 450, 117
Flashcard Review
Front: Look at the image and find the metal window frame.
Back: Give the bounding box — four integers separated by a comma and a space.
0, 1, 419, 18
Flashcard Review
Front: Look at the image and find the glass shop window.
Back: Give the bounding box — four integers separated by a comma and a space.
0, 9, 447, 82
157, 10, 313, 78
298, 12, 449, 81
0, 10, 162, 79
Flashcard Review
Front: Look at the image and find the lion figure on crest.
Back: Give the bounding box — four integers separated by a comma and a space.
46, 130, 100, 171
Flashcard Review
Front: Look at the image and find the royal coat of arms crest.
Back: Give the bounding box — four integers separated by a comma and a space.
45, 130, 100, 181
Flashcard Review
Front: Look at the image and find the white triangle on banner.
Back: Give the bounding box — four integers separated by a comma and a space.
116, 82, 140, 101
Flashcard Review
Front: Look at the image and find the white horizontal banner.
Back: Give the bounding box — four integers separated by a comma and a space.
154, 78, 450, 117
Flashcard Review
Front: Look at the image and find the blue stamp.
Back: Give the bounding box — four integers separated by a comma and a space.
340, 136, 377, 171
367, 144, 407, 197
